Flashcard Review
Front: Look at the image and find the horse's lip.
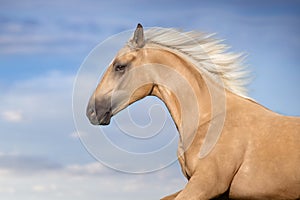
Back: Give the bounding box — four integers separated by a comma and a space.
99, 111, 112, 125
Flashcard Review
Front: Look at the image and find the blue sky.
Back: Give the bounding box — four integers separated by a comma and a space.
0, 0, 299, 199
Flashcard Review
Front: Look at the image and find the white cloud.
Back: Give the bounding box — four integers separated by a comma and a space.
69, 131, 90, 139
0, 186, 16, 194
32, 185, 48, 192
0, 151, 186, 200
0, 71, 74, 123
65, 162, 106, 176
0, 32, 100, 54
0, 71, 78, 163
69, 131, 80, 139
1, 110, 23, 122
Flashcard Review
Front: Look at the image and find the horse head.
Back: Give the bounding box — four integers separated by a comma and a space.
86, 24, 154, 125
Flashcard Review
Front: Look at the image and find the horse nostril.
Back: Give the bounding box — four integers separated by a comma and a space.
87, 107, 96, 118
89, 108, 94, 115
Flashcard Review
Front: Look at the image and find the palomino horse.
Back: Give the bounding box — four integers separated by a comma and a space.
86, 24, 300, 199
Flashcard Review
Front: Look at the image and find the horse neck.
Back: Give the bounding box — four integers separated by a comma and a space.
147, 47, 223, 149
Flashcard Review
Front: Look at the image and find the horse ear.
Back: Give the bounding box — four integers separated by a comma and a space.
132, 23, 145, 48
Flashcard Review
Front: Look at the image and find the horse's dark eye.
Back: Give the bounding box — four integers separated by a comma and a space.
115, 64, 127, 72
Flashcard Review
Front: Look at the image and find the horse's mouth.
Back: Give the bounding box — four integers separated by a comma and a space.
98, 110, 112, 126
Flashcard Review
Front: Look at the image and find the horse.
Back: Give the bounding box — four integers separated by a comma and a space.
86, 24, 300, 200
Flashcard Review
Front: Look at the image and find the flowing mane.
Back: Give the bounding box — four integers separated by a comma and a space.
128, 28, 250, 98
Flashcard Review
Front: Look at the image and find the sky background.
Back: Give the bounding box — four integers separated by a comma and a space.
0, 0, 300, 200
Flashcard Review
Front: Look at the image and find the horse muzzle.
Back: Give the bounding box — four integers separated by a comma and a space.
86, 96, 112, 126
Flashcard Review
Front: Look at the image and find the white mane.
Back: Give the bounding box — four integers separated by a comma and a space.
134, 28, 250, 97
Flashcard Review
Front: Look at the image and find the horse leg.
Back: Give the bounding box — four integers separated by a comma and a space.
174, 162, 234, 200
160, 182, 229, 200
161, 190, 182, 200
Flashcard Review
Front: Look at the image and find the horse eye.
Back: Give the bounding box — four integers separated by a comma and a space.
115, 64, 127, 72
